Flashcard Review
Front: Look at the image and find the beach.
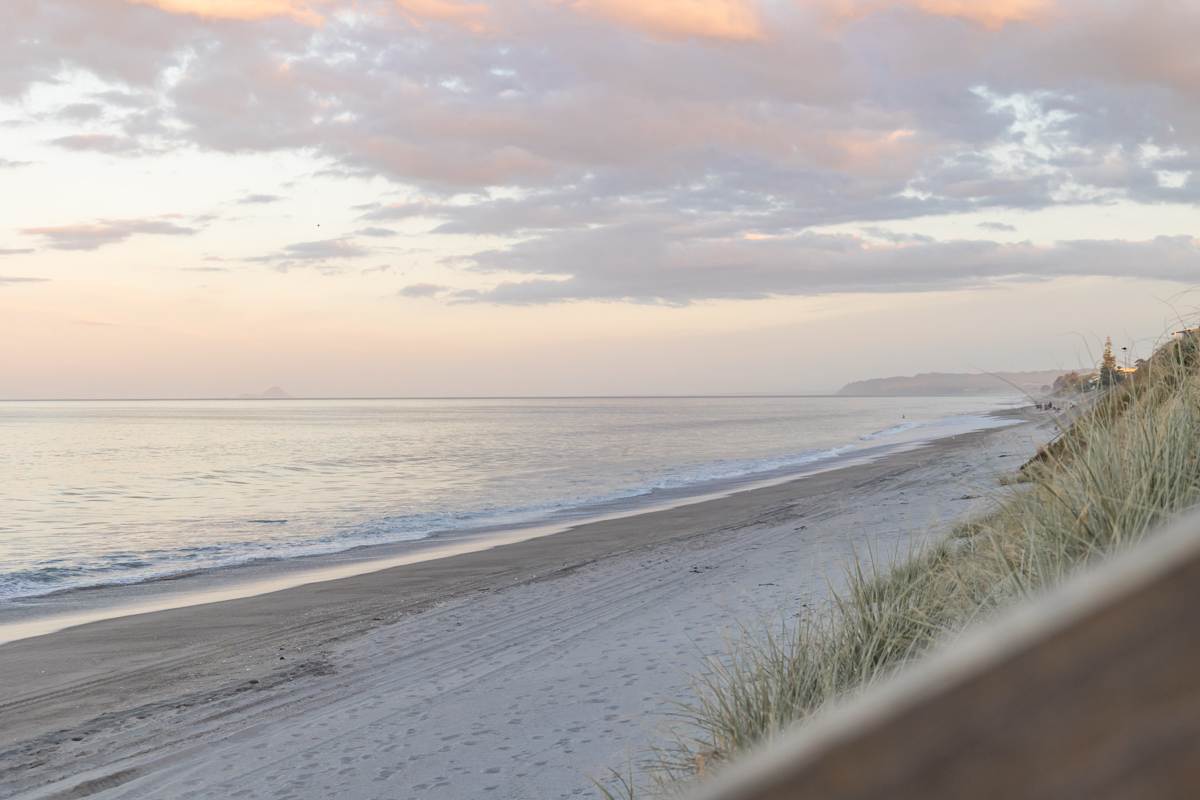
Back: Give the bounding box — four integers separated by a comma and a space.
0, 410, 1049, 800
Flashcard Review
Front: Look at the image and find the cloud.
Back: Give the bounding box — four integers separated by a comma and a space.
393, 0, 761, 40
457, 230, 1200, 304
278, 239, 369, 260
979, 221, 1018, 232
0, 276, 48, 286
0, 248, 35, 256
354, 227, 400, 238
361, 203, 444, 222
23, 218, 201, 251
50, 133, 145, 155
238, 193, 284, 204
56, 102, 106, 122
126, 0, 331, 25
567, 0, 764, 41
399, 282, 449, 297
828, 0, 1051, 29
251, 237, 372, 269
395, 0, 490, 32
0, 159, 32, 169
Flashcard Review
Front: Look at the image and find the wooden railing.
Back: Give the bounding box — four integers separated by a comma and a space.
692, 512, 1200, 800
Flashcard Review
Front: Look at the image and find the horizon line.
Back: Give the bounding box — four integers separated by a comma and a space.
0, 393, 844, 402
0, 392, 1035, 402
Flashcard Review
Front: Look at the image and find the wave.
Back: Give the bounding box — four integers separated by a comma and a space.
859, 420, 922, 441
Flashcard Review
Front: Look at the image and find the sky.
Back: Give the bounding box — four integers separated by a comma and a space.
2, 0, 1199, 397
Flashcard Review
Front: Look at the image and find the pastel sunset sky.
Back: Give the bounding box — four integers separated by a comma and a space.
2, 0, 1198, 397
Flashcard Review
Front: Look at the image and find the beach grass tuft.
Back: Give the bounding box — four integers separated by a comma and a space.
606, 332, 1200, 797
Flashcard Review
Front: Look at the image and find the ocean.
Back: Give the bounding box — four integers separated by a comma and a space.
0, 396, 1022, 602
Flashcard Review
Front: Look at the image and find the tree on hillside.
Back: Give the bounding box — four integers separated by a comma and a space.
1100, 336, 1119, 387
1053, 371, 1086, 394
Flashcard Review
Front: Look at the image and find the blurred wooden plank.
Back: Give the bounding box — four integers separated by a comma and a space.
693, 512, 1200, 800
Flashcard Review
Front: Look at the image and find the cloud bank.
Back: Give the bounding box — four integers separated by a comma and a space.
5, 0, 1200, 301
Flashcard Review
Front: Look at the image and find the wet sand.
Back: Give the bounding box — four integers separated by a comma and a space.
0, 410, 1049, 799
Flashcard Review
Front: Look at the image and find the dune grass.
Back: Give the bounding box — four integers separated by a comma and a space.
603, 333, 1200, 797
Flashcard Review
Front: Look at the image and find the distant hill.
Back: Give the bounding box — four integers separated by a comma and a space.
837, 371, 1067, 397
238, 386, 291, 399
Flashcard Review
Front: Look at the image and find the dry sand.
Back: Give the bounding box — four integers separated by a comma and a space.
0, 411, 1050, 799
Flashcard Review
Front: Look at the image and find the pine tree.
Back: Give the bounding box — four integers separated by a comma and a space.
1101, 336, 1118, 386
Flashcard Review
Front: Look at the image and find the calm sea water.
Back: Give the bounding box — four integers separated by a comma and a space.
0, 396, 1021, 601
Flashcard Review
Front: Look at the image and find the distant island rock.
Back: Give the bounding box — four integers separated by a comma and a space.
238, 386, 291, 399
836, 371, 1068, 397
